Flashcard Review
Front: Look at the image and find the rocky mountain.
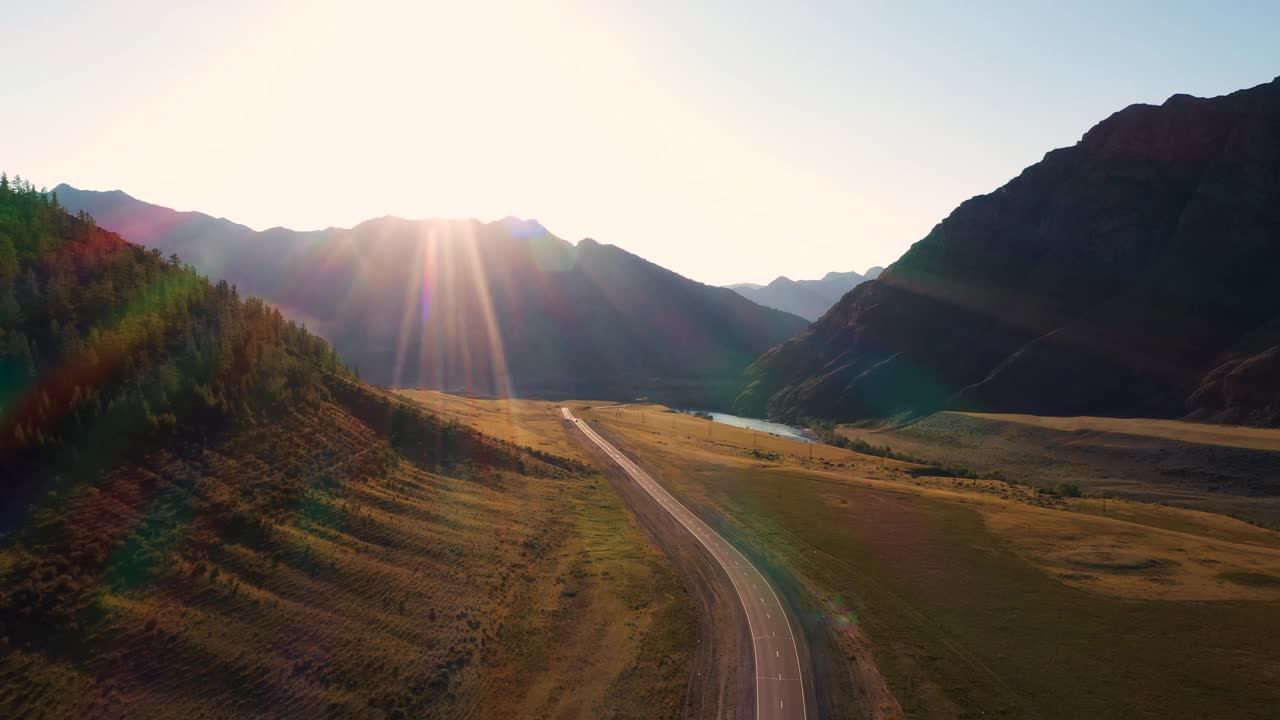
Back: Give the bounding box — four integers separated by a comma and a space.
55, 185, 808, 404
727, 267, 883, 321
737, 76, 1280, 426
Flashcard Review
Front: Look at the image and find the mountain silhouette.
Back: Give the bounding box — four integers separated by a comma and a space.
728, 267, 883, 321
55, 186, 807, 404
737, 76, 1280, 426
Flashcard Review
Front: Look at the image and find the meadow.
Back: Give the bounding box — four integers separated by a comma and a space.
1, 388, 692, 720
838, 411, 1280, 528
568, 403, 1280, 719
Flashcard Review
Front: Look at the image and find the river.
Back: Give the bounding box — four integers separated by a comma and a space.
684, 410, 814, 443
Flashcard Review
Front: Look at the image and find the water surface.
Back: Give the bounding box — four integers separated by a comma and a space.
685, 410, 813, 442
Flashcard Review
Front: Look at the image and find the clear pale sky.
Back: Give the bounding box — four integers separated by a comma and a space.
4, 1, 1278, 286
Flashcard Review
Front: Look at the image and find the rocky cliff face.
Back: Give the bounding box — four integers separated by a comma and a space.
738, 77, 1280, 425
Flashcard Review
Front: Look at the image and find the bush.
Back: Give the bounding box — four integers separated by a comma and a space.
1056, 483, 1083, 498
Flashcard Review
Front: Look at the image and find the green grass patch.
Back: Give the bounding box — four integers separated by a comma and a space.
1220, 571, 1280, 588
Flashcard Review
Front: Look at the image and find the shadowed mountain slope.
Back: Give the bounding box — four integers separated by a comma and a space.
737, 76, 1280, 426
55, 186, 807, 405
727, 267, 883, 321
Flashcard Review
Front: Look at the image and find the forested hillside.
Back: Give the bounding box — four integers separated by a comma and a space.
0, 176, 346, 526
0, 179, 690, 718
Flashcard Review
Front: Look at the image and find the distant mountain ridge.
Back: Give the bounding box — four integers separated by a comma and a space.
55, 185, 808, 404
727, 267, 883, 321
737, 76, 1280, 426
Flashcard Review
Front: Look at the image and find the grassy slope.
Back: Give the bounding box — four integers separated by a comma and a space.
569, 404, 1280, 720
398, 390, 593, 463
0, 185, 691, 718
952, 413, 1280, 451
1, 389, 691, 720
838, 411, 1280, 527
395, 391, 700, 715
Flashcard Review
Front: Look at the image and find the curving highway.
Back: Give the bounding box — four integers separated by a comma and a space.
561, 407, 807, 720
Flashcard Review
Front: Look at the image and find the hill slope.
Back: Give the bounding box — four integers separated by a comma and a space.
0, 180, 692, 718
727, 267, 883, 321
738, 76, 1280, 425
54, 186, 808, 405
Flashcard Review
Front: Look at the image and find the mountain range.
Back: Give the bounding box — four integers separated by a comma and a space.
54, 186, 808, 405
726, 267, 883, 321
737, 75, 1280, 427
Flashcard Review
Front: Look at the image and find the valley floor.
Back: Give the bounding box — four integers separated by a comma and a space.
610, 407, 1280, 718
839, 411, 1280, 528
429, 395, 1280, 719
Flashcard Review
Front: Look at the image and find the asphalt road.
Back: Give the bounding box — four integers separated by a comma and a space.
562, 408, 807, 720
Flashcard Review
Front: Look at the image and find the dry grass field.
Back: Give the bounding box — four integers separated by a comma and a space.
1, 391, 691, 720
953, 413, 1280, 451
838, 411, 1280, 528
569, 403, 1280, 719
397, 390, 591, 462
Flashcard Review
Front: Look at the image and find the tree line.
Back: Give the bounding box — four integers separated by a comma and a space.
0, 173, 350, 520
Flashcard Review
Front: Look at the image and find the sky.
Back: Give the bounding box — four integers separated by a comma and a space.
3, 1, 1279, 286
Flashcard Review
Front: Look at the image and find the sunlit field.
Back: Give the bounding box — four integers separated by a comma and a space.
0, 384, 691, 720
563, 402, 1280, 719
397, 390, 591, 462
838, 412, 1280, 528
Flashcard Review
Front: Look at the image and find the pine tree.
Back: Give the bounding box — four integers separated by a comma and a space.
5, 330, 36, 384
0, 282, 18, 326
0, 235, 15, 279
